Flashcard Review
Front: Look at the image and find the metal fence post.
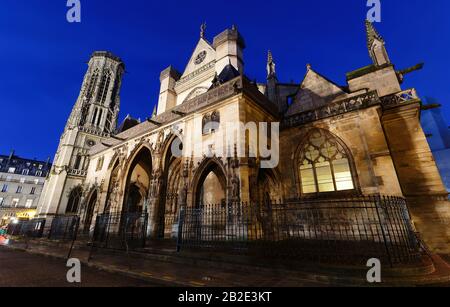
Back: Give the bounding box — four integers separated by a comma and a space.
176, 207, 185, 252
67, 217, 80, 260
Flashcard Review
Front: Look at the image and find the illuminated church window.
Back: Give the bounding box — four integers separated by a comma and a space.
298, 129, 355, 194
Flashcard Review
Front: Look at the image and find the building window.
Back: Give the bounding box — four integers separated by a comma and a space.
97, 71, 112, 104
16, 186, 23, 193
11, 198, 19, 207
30, 187, 36, 195
36, 171, 42, 177
1, 184, 8, 193
202, 111, 220, 135
92, 108, 98, 125
96, 157, 104, 171
86, 69, 99, 99
74, 155, 82, 170
22, 169, 29, 175
0, 197, 4, 206
66, 187, 83, 214
97, 109, 103, 126
298, 129, 355, 195
25, 199, 33, 208
8, 167, 16, 174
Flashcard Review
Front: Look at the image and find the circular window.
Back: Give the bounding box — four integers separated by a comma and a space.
194, 51, 207, 65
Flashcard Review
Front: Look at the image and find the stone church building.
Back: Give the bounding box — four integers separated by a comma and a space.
37, 21, 449, 254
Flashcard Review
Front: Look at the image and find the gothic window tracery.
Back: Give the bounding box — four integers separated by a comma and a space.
298, 129, 355, 195
97, 70, 112, 104
85, 69, 99, 99
66, 186, 83, 214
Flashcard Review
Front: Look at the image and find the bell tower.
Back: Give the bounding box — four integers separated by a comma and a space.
37, 51, 125, 219
67, 51, 125, 134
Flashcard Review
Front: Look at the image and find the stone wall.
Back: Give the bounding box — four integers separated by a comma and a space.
382, 102, 450, 252
279, 105, 402, 199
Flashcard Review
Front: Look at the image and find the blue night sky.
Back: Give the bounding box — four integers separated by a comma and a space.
1, 0, 449, 161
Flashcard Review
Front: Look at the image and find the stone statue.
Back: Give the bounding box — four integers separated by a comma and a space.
231, 175, 240, 199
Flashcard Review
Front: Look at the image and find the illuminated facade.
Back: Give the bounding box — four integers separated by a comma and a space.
36, 22, 450, 253
0, 151, 51, 226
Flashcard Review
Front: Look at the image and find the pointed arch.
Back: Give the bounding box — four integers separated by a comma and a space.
183, 86, 209, 103
66, 185, 83, 214
85, 68, 100, 99
121, 144, 153, 214
103, 157, 120, 214
254, 167, 283, 204
83, 188, 99, 233
294, 128, 359, 197
97, 69, 112, 104
154, 133, 184, 238
191, 157, 228, 208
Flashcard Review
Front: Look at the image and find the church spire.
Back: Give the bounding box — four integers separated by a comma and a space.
267, 50, 277, 79
365, 20, 390, 66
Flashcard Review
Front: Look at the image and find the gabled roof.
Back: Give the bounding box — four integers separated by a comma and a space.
285, 66, 347, 116
181, 38, 216, 78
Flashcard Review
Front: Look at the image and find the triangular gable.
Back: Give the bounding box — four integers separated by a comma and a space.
181, 38, 216, 77
286, 68, 346, 116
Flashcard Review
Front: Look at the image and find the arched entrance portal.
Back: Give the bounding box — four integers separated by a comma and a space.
189, 160, 228, 242
194, 161, 227, 208
256, 169, 281, 206
157, 137, 183, 239
123, 147, 152, 215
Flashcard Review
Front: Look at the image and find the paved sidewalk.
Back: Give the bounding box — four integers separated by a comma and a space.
2, 240, 330, 287
0, 247, 158, 287
2, 239, 450, 287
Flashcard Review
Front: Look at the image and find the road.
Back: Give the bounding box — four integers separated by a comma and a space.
0, 247, 158, 287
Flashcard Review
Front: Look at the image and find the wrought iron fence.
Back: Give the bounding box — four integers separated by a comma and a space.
6, 219, 46, 238
178, 196, 422, 266
91, 212, 148, 250
48, 215, 80, 241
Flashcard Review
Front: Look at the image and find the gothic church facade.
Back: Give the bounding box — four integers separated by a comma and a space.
37, 22, 450, 253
